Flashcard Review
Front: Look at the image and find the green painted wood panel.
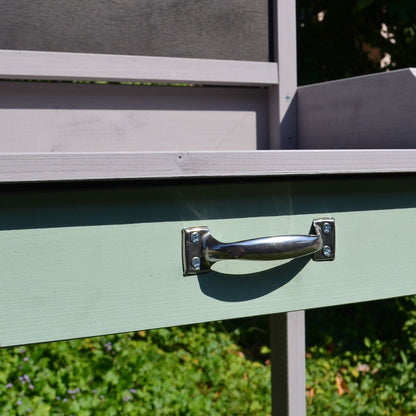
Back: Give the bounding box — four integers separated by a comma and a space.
1, 176, 416, 347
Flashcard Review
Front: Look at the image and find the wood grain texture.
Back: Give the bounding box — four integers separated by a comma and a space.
0, 82, 269, 152
298, 68, 416, 149
0, 0, 270, 61
0, 50, 278, 85
2, 176, 416, 346
2, 150, 416, 182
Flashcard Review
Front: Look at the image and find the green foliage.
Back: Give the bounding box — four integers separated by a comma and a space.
305, 298, 416, 415
297, 0, 416, 84
2, 299, 416, 415
0, 323, 271, 416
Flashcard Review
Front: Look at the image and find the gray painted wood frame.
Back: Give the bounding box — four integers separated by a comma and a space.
268, 0, 298, 150
0, 0, 270, 62
0, 50, 278, 86
298, 68, 416, 149
269, 0, 306, 415
2, 150, 416, 183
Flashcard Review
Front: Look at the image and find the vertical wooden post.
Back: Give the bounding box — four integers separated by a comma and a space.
269, 0, 306, 415
269, 0, 298, 150
271, 312, 306, 416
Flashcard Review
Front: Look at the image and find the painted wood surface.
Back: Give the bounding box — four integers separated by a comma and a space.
0, 50, 278, 85
268, 0, 298, 150
298, 68, 416, 149
2, 176, 416, 347
271, 312, 306, 416
0, 0, 270, 61
2, 150, 416, 182
268, 2, 305, 414
0, 82, 269, 152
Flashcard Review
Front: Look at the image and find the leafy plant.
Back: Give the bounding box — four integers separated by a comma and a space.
0, 323, 271, 416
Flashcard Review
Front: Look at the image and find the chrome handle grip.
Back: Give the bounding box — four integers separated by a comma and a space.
205, 234, 323, 262
182, 218, 335, 276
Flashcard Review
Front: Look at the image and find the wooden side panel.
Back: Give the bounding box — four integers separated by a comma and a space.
298, 68, 416, 149
0, 0, 270, 62
1, 176, 416, 346
0, 82, 269, 152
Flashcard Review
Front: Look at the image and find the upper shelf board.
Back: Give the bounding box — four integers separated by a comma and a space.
1, 150, 416, 183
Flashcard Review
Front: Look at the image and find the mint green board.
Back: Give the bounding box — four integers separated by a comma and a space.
1, 176, 416, 347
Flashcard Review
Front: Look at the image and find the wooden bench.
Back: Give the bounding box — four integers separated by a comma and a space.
1, 1, 415, 414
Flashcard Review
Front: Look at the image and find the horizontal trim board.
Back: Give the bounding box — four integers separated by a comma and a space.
0, 82, 269, 152
0, 50, 278, 85
1, 176, 416, 346
0, 0, 270, 62
2, 150, 416, 182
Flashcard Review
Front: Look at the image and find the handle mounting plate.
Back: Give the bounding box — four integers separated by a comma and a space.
182, 226, 211, 275
312, 218, 335, 261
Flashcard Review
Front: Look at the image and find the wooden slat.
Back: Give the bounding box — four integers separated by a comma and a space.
0, 0, 270, 62
298, 68, 416, 149
2, 176, 416, 346
0, 50, 278, 85
0, 82, 269, 152
1, 150, 416, 182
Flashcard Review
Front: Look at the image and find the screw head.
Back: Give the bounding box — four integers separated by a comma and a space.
323, 245, 332, 257
323, 222, 332, 235
191, 256, 201, 269
190, 232, 200, 244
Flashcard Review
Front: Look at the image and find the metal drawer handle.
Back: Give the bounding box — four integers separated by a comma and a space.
182, 218, 335, 275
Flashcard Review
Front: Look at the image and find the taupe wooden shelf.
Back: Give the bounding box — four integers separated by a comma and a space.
1, 149, 416, 182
